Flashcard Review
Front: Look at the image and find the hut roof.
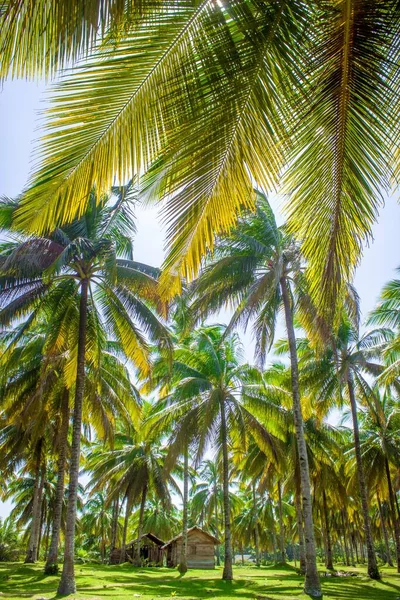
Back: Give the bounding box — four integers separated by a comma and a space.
162, 526, 220, 549
126, 532, 165, 547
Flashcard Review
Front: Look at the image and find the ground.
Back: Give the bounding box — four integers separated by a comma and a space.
0, 562, 399, 600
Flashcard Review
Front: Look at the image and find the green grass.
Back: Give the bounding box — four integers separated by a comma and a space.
0, 562, 399, 600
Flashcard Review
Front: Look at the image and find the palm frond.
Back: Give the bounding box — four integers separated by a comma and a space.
284, 0, 400, 321
0, 0, 157, 79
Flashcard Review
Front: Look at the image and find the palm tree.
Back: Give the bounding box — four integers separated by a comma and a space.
193, 193, 321, 595
3, 3, 399, 323
151, 324, 278, 580
140, 498, 181, 542
0, 517, 21, 562
81, 492, 114, 563
84, 412, 176, 567
190, 459, 244, 567
367, 270, 400, 383
299, 321, 388, 579
358, 390, 400, 572
190, 460, 224, 567
0, 311, 141, 572
0, 190, 170, 594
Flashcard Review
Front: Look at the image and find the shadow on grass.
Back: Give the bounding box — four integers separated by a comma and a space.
0, 562, 400, 600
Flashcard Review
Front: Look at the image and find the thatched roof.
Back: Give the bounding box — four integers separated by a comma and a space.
126, 532, 165, 547
162, 526, 220, 549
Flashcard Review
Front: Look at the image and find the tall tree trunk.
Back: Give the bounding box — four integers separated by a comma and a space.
277, 480, 286, 563
347, 375, 379, 579
342, 512, 350, 566
58, 278, 89, 595
359, 535, 365, 564
101, 509, 106, 564
280, 277, 322, 597
272, 513, 279, 564
344, 509, 355, 566
384, 457, 400, 572
45, 389, 69, 573
377, 491, 393, 567
220, 398, 233, 580
43, 511, 51, 561
110, 496, 120, 553
323, 491, 333, 570
120, 496, 131, 564
178, 447, 189, 573
294, 465, 306, 574
135, 484, 148, 566
353, 530, 359, 564
252, 483, 260, 566
337, 535, 344, 563
25, 439, 44, 563
37, 488, 46, 560
214, 494, 220, 566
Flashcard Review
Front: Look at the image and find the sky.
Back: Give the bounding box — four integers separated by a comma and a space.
0, 79, 399, 517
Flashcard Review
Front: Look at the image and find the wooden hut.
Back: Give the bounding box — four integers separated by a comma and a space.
162, 526, 220, 569
109, 533, 164, 565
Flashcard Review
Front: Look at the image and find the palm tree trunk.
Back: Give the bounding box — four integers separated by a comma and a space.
342, 512, 350, 566
384, 457, 400, 572
58, 278, 89, 595
353, 530, 359, 564
178, 448, 189, 573
43, 511, 51, 560
337, 535, 344, 563
377, 491, 393, 567
45, 389, 69, 573
38, 487, 46, 559
110, 496, 120, 553
294, 466, 306, 574
220, 398, 233, 580
252, 483, 260, 566
347, 374, 379, 579
280, 276, 321, 597
25, 439, 44, 563
135, 484, 147, 566
359, 535, 365, 564
344, 509, 355, 566
323, 491, 333, 570
120, 496, 130, 564
278, 480, 286, 563
214, 497, 220, 566
271, 512, 278, 563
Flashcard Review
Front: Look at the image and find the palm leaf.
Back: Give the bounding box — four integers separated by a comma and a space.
284, 0, 400, 321
0, 0, 156, 79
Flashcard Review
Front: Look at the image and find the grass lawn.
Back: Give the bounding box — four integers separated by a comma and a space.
0, 562, 399, 600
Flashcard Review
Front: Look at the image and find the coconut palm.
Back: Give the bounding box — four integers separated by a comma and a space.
80, 492, 114, 563
0, 311, 141, 572
151, 325, 279, 580
190, 460, 223, 566
0, 189, 170, 594
3, 2, 400, 326
192, 193, 321, 595
84, 412, 177, 567
298, 321, 390, 579
190, 459, 243, 567
139, 498, 181, 542
358, 390, 400, 572
0, 517, 21, 562
367, 271, 400, 383
0, 326, 70, 569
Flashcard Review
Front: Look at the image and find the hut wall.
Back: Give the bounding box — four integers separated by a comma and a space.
171, 531, 216, 569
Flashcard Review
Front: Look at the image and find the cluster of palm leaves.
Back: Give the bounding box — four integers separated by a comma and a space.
0, 189, 399, 600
